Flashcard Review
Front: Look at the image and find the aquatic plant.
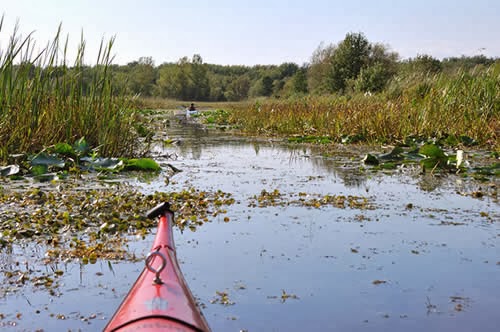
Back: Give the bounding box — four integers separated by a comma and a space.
123, 158, 161, 172
0, 185, 235, 249
220, 64, 498, 149
0, 16, 139, 162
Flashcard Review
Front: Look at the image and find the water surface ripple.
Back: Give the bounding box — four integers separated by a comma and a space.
1, 118, 498, 331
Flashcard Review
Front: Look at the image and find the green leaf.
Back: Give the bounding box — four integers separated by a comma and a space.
124, 158, 161, 172
31, 153, 65, 168
380, 146, 404, 160
459, 135, 477, 146
380, 162, 398, 169
31, 164, 48, 176
73, 137, 89, 156
54, 142, 75, 156
87, 158, 124, 171
362, 154, 379, 165
34, 173, 57, 182
420, 158, 445, 170
419, 144, 446, 159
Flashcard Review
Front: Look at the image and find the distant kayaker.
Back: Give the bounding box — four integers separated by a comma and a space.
188, 103, 196, 111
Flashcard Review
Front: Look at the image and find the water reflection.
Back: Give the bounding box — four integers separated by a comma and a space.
156, 119, 375, 190
0, 114, 498, 331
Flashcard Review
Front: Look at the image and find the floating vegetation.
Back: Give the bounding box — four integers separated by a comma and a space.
372, 280, 387, 285
0, 183, 235, 297
288, 135, 334, 144
0, 165, 19, 177
267, 290, 299, 303
210, 291, 235, 306
250, 189, 286, 207
450, 296, 471, 313
0, 185, 235, 250
200, 109, 231, 126
362, 154, 379, 166
418, 143, 449, 170
249, 189, 373, 210
472, 162, 500, 177
340, 134, 366, 144
2, 269, 63, 296
123, 158, 161, 172
360, 142, 499, 182
0, 138, 162, 180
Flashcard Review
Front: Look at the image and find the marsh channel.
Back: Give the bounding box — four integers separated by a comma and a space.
1, 110, 499, 332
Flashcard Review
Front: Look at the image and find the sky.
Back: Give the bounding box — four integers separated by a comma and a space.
1, 0, 499, 66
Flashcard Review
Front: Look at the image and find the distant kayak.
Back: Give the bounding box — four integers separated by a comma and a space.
104, 202, 211, 332
186, 109, 198, 117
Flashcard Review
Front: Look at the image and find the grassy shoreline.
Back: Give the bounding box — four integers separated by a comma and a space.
181, 66, 499, 150
0, 18, 498, 163
0, 18, 139, 162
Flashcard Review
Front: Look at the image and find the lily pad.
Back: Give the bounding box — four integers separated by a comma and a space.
459, 135, 477, 146
31, 164, 48, 176
380, 162, 398, 170
0, 165, 20, 177
33, 173, 58, 182
288, 136, 333, 144
54, 143, 75, 156
418, 144, 450, 171
380, 146, 404, 160
31, 153, 65, 169
82, 157, 124, 171
124, 158, 161, 172
420, 158, 447, 170
73, 137, 90, 156
363, 154, 379, 165
419, 144, 446, 159
473, 162, 500, 176
342, 134, 365, 144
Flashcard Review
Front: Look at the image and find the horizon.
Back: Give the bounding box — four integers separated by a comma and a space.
1, 1, 499, 66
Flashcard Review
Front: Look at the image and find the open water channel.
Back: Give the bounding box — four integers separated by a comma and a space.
1, 113, 499, 331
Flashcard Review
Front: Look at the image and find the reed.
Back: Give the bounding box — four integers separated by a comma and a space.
0, 17, 139, 161
228, 65, 499, 148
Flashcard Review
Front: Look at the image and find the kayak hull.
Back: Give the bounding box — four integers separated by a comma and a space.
104, 204, 210, 331
109, 317, 199, 332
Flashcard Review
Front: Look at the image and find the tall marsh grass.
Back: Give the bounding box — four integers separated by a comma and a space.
229, 64, 499, 148
0, 17, 139, 161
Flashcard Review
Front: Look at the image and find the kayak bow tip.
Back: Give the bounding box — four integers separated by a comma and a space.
146, 202, 172, 219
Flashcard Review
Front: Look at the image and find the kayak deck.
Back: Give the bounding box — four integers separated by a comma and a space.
104, 202, 210, 332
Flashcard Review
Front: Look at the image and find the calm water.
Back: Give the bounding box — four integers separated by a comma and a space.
1, 116, 499, 331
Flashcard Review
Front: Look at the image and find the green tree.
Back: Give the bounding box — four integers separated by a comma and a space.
277, 62, 299, 79
157, 64, 180, 98
291, 67, 308, 94
261, 76, 273, 96
442, 55, 495, 72
207, 73, 227, 101
354, 43, 399, 93
189, 54, 210, 100
225, 75, 250, 101
127, 56, 157, 96
354, 64, 388, 92
408, 54, 442, 74
308, 42, 337, 94
327, 32, 370, 93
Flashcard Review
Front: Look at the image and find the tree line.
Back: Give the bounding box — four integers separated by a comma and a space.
20, 32, 498, 102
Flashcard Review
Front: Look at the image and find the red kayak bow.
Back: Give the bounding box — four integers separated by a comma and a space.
104, 202, 211, 332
